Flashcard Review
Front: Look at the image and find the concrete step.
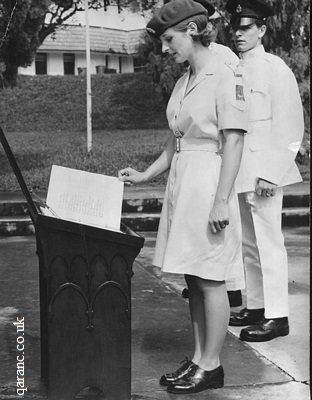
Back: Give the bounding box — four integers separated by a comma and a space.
0, 215, 35, 237
124, 208, 310, 230
0, 182, 310, 217
0, 192, 309, 217
281, 207, 310, 227
0, 207, 309, 237
0, 182, 309, 236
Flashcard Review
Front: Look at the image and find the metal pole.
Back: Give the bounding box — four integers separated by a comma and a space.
85, 0, 92, 152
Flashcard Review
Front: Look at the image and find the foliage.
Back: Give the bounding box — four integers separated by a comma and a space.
264, 0, 309, 54
137, 34, 187, 102
0, 0, 49, 85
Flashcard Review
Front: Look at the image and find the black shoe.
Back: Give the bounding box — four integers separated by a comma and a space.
159, 358, 196, 386
167, 365, 224, 394
227, 290, 242, 307
181, 288, 189, 299
229, 307, 265, 326
240, 317, 290, 342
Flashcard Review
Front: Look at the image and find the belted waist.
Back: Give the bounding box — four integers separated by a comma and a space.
175, 137, 220, 153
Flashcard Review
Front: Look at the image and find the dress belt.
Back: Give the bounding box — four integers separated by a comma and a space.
175, 137, 220, 153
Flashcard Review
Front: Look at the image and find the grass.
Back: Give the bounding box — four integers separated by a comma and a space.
1, 128, 309, 192
0, 129, 170, 191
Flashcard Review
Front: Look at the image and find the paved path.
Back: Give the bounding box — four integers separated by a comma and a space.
0, 226, 309, 399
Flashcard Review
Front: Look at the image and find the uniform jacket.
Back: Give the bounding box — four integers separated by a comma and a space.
235, 45, 304, 193
208, 42, 239, 66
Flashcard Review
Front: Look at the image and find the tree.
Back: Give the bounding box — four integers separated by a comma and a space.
265, 0, 310, 147
0, 0, 49, 85
137, 33, 187, 102
0, 0, 157, 87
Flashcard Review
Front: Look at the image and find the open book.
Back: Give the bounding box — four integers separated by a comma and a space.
41, 165, 124, 231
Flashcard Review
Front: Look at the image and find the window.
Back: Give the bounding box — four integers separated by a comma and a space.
35, 53, 47, 75
133, 57, 146, 73
63, 53, 75, 75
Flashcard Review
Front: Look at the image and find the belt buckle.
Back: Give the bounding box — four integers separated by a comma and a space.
175, 137, 181, 153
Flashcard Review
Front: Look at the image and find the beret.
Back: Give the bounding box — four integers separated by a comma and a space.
146, 0, 208, 39
193, 0, 215, 16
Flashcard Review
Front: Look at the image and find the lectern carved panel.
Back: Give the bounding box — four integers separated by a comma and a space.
48, 253, 131, 331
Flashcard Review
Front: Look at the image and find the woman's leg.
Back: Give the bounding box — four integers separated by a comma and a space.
185, 274, 205, 365
186, 274, 229, 370
196, 277, 230, 371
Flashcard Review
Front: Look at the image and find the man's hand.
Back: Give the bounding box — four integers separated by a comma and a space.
255, 178, 277, 197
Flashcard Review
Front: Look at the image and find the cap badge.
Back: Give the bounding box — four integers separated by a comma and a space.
236, 4, 242, 13
146, 27, 156, 34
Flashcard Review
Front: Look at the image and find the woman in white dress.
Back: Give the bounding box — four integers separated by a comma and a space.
119, 0, 248, 394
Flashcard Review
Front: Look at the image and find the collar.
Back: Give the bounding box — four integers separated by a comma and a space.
239, 45, 265, 60
182, 56, 216, 97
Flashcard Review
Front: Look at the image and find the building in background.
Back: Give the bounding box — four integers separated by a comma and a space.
19, 5, 147, 76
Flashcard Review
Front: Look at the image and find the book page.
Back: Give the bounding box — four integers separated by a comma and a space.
45, 165, 124, 231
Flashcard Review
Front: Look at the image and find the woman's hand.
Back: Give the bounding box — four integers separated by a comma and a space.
208, 129, 244, 234
208, 200, 230, 234
118, 167, 147, 185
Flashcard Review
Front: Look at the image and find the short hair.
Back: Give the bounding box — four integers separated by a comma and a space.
172, 15, 216, 47
255, 18, 267, 28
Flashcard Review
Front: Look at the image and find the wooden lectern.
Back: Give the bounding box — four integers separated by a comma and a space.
0, 126, 144, 400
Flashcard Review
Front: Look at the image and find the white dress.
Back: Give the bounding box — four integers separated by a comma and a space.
153, 50, 249, 289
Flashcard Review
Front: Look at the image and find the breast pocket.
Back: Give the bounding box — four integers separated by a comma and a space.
249, 83, 272, 122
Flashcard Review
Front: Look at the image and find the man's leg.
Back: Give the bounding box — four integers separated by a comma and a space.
238, 189, 289, 341
244, 189, 289, 318
239, 192, 265, 310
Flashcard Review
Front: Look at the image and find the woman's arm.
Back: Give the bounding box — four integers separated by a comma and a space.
118, 135, 175, 185
209, 129, 244, 233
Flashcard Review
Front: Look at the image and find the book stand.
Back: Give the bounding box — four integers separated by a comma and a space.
0, 126, 144, 399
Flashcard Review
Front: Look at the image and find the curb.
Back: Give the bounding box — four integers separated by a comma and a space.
0, 206, 309, 237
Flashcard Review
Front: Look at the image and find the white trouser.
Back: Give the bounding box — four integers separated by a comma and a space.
238, 189, 289, 318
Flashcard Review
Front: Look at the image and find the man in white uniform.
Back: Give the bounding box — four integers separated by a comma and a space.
226, 0, 304, 341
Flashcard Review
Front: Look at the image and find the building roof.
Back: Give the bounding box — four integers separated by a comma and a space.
39, 25, 146, 55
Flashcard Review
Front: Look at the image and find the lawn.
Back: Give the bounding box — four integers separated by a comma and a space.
0, 129, 170, 191
0, 128, 309, 192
